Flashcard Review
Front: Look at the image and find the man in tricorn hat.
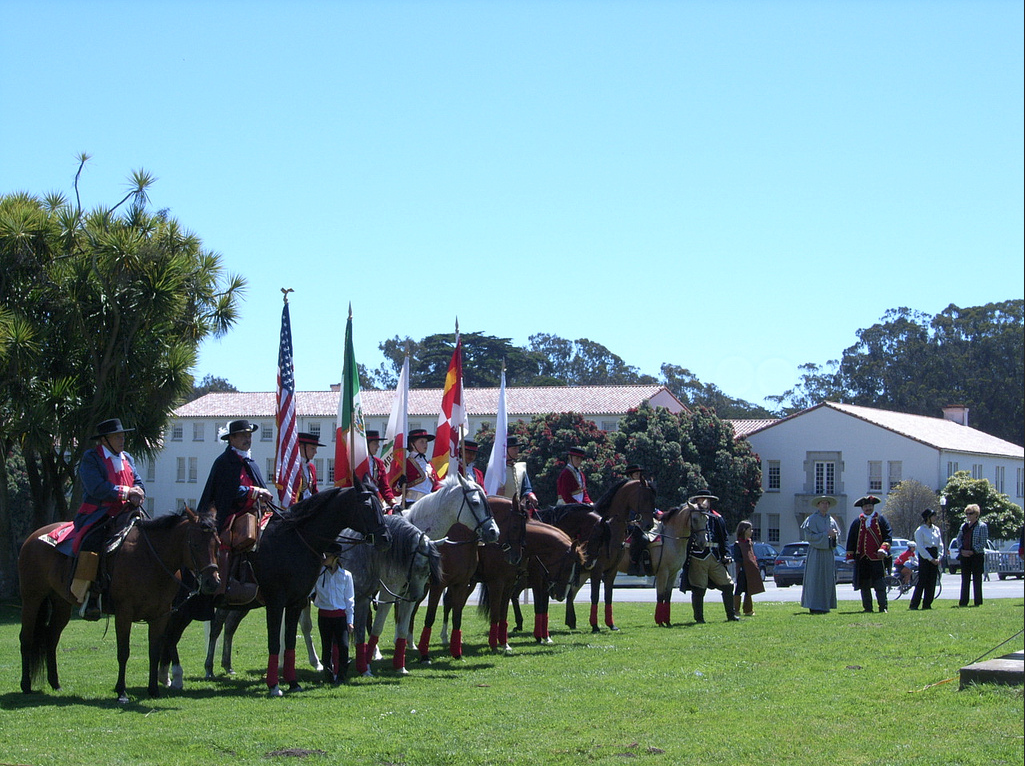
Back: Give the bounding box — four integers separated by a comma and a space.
556, 446, 592, 505
199, 419, 272, 604
70, 418, 146, 620
679, 493, 738, 623
296, 431, 324, 502
845, 495, 892, 613
356, 430, 399, 511
404, 428, 441, 504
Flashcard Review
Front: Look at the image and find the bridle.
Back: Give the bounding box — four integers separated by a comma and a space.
454, 479, 496, 540
376, 529, 434, 605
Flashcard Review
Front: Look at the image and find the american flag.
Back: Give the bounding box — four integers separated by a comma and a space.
274, 300, 302, 505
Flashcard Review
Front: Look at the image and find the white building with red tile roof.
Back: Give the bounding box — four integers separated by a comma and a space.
143, 385, 685, 514
741, 401, 1024, 547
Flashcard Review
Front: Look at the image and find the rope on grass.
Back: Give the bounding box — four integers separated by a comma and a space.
910, 627, 1024, 694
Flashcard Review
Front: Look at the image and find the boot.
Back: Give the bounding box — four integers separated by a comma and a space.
81, 585, 102, 621
733, 594, 743, 616
723, 588, 740, 621
70, 551, 99, 604
640, 549, 652, 577
743, 593, 754, 616
691, 588, 705, 624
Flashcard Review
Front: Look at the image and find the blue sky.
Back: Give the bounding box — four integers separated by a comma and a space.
2, 0, 1022, 408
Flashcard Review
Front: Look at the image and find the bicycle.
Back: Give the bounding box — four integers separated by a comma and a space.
883, 568, 942, 600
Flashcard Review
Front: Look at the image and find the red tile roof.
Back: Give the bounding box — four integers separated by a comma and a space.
174, 385, 685, 420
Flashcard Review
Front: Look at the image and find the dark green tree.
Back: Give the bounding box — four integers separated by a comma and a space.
940, 471, 1023, 542
528, 333, 655, 385
182, 374, 238, 403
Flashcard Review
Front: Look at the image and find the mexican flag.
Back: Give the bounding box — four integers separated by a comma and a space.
334, 309, 369, 487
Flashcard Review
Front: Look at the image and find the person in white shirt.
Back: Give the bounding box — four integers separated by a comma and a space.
910, 508, 944, 610
313, 544, 355, 684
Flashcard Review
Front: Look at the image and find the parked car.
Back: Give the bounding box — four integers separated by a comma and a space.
772, 542, 854, 587
996, 542, 1024, 580
888, 538, 913, 574
946, 538, 999, 574
752, 542, 779, 580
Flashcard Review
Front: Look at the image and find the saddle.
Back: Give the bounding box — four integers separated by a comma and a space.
214, 510, 269, 607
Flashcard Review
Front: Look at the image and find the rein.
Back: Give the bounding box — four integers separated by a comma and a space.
376, 530, 432, 605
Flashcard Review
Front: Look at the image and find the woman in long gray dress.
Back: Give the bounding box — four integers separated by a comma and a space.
800, 496, 842, 614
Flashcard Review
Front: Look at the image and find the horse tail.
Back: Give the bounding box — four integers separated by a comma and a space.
22, 598, 54, 689
476, 581, 491, 617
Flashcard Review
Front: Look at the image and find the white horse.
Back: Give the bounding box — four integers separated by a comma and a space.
368, 472, 498, 672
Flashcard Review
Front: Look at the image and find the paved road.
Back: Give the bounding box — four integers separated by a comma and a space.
603, 572, 1025, 603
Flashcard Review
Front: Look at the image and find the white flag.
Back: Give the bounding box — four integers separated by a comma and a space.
484, 367, 508, 496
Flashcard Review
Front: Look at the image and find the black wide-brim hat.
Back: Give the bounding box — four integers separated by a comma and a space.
365, 430, 382, 442
91, 418, 135, 440
297, 431, 325, 447
567, 446, 586, 458
854, 495, 882, 507
624, 464, 644, 475
463, 440, 479, 452
921, 507, 937, 521
222, 419, 259, 440
407, 428, 435, 443
688, 493, 719, 504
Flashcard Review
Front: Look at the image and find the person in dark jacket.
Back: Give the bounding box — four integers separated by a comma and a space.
845, 495, 892, 613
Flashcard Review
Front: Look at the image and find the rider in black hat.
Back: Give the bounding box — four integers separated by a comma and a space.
70, 418, 146, 620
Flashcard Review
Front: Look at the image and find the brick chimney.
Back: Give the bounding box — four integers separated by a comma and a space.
941, 405, 969, 426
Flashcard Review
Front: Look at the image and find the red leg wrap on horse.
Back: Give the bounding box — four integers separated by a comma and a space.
605, 603, 615, 627
533, 613, 544, 640
355, 643, 368, 675
499, 620, 508, 645
283, 649, 296, 683
367, 634, 379, 656
450, 629, 462, 658
418, 626, 432, 659
543, 612, 550, 637
392, 638, 407, 670
589, 603, 599, 626
266, 653, 279, 688
488, 622, 499, 649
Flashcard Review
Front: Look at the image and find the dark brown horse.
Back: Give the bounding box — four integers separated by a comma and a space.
19, 508, 220, 703
477, 497, 584, 652
548, 478, 656, 633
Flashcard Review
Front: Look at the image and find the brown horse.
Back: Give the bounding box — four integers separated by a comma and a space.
19, 508, 220, 702
554, 478, 656, 633
414, 494, 527, 663
477, 497, 584, 652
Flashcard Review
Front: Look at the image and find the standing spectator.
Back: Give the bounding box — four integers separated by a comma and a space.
909, 508, 943, 610
845, 495, 892, 613
556, 446, 592, 505
313, 543, 355, 685
731, 520, 765, 616
801, 495, 842, 615
956, 503, 989, 607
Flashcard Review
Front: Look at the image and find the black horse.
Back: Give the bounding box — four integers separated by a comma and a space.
161, 486, 390, 696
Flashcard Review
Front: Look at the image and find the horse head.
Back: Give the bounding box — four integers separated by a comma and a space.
545, 528, 586, 602
355, 489, 391, 551
455, 472, 500, 544
626, 478, 657, 532
183, 506, 220, 595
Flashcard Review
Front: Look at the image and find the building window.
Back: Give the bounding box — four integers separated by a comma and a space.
947, 461, 959, 477
767, 514, 780, 544
309, 422, 321, 439
261, 422, 273, 441
751, 514, 762, 540
176, 457, 186, 483
176, 498, 186, 511
408, 421, 422, 432
314, 458, 324, 482
868, 461, 882, 492
145, 497, 155, 514
331, 422, 337, 441
145, 459, 156, 483
328, 459, 335, 483
188, 498, 197, 511
171, 423, 183, 442
972, 464, 983, 479
765, 461, 780, 492
887, 461, 902, 491
193, 422, 204, 441
600, 420, 618, 432
1017, 467, 1024, 498
266, 458, 274, 478
994, 465, 1005, 493
814, 462, 835, 495
188, 457, 198, 483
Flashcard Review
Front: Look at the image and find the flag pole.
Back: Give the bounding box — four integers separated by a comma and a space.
455, 318, 466, 475
347, 303, 356, 485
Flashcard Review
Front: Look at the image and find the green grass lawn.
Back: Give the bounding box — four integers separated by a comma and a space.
0, 598, 1022, 766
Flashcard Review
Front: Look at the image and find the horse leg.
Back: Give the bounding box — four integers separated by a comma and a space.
448, 584, 472, 659
298, 601, 322, 671
417, 583, 442, 663
354, 598, 372, 677
161, 612, 189, 689
588, 573, 602, 632
533, 587, 552, 644
114, 612, 134, 704
564, 581, 579, 630
392, 602, 412, 674
282, 605, 302, 692
369, 603, 391, 662
147, 616, 171, 698
221, 608, 246, 675
203, 612, 223, 680
510, 590, 524, 632
265, 606, 284, 696
602, 571, 619, 631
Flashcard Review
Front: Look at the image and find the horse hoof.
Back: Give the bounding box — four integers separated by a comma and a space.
591, 625, 600, 634
371, 647, 383, 661
607, 624, 620, 632
268, 685, 284, 697
117, 694, 130, 705
311, 662, 324, 672
361, 670, 374, 678
204, 672, 215, 681
544, 637, 554, 645
419, 658, 432, 665
397, 667, 409, 676
288, 682, 304, 693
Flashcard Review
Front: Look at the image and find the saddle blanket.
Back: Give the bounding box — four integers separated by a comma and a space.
40, 522, 76, 556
